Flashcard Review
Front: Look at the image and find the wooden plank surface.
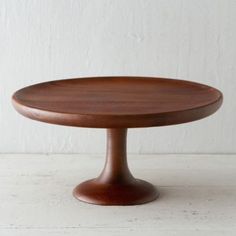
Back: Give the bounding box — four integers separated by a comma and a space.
0, 154, 235, 235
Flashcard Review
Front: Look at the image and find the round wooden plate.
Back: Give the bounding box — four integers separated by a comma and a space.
12, 77, 222, 128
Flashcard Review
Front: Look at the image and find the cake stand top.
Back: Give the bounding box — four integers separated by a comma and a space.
12, 77, 223, 128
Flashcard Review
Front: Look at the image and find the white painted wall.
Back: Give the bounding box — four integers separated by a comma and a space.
0, 0, 235, 154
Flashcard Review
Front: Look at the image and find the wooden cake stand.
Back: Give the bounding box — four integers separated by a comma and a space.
12, 77, 223, 205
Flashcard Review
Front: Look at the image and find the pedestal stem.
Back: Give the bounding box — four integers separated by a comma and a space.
73, 128, 158, 205
98, 128, 134, 184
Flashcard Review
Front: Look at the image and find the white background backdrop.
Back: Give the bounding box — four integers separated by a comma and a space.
0, 0, 235, 154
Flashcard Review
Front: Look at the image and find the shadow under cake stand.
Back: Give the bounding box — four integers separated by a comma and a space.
12, 77, 223, 205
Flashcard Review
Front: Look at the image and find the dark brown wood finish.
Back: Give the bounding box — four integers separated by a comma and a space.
12, 77, 223, 205
73, 128, 158, 205
12, 77, 222, 128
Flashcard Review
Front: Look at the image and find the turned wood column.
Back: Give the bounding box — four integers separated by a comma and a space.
98, 128, 135, 184
73, 127, 158, 205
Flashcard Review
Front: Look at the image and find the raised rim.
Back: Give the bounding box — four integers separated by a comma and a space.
12, 76, 223, 128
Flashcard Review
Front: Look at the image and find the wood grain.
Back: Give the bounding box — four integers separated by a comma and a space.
12, 77, 223, 128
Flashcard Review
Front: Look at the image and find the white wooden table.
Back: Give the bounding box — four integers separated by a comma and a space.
0, 154, 235, 236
